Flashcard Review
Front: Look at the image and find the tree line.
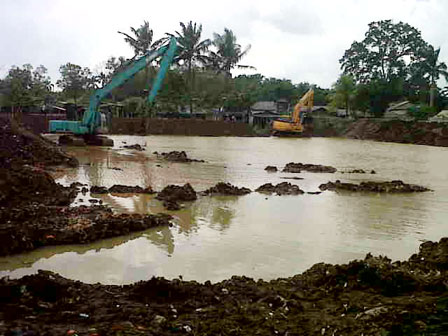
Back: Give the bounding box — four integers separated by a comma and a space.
0, 19, 447, 120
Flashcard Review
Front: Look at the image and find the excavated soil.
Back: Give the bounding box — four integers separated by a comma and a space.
344, 119, 448, 146
201, 182, 252, 196
122, 144, 144, 151
0, 205, 172, 256
264, 166, 278, 172
90, 185, 156, 195
154, 151, 205, 163
1, 238, 447, 335
256, 182, 304, 195
156, 184, 198, 210
319, 180, 431, 193
283, 162, 337, 173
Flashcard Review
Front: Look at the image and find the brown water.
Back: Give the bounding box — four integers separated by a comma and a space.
1, 136, 447, 284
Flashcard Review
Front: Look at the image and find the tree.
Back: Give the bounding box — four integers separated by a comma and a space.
209, 28, 253, 77
331, 75, 356, 116
118, 21, 155, 57
2, 64, 52, 113
168, 21, 211, 113
421, 46, 448, 107
57, 63, 93, 106
340, 20, 428, 83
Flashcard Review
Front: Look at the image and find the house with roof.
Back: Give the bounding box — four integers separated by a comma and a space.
383, 101, 414, 120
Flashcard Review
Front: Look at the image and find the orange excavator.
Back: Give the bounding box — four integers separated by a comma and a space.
271, 89, 314, 136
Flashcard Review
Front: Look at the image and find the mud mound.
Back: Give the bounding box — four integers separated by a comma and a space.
202, 182, 251, 196
283, 162, 337, 173
0, 205, 172, 256
109, 185, 155, 194
155, 151, 205, 163
122, 144, 144, 151
256, 182, 304, 195
0, 165, 77, 208
319, 180, 431, 193
0, 119, 78, 168
1, 238, 447, 335
156, 184, 197, 202
342, 169, 377, 174
264, 165, 278, 172
90, 185, 108, 194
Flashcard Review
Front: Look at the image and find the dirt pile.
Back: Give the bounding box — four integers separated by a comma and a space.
319, 180, 431, 193
89, 185, 156, 194
256, 182, 304, 195
0, 119, 78, 168
155, 151, 205, 163
283, 162, 337, 173
344, 119, 448, 147
122, 144, 144, 151
201, 182, 251, 196
1, 238, 447, 335
156, 184, 197, 210
264, 165, 278, 172
0, 165, 77, 208
0, 205, 172, 256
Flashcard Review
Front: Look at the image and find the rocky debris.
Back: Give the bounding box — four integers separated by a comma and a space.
256, 182, 304, 195
319, 180, 431, 193
264, 165, 278, 172
1, 238, 447, 335
90, 186, 108, 194
0, 205, 172, 256
154, 151, 205, 163
156, 183, 197, 211
201, 182, 251, 196
122, 144, 144, 151
109, 184, 155, 194
283, 162, 337, 173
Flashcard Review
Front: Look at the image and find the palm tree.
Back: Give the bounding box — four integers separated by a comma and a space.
168, 21, 211, 113
425, 46, 448, 107
118, 21, 154, 57
209, 28, 254, 78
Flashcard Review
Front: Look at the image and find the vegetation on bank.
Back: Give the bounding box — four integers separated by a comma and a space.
0, 19, 447, 120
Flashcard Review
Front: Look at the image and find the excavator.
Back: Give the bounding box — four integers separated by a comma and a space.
49, 37, 178, 146
271, 89, 314, 136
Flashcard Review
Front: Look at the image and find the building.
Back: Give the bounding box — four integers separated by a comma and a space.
384, 101, 414, 120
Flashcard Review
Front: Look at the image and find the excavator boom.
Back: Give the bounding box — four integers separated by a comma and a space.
49, 37, 177, 142
271, 89, 314, 136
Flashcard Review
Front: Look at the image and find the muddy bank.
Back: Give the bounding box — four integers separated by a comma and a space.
0, 204, 172, 256
1, 238, 447, 335
201, 182, 251, 196
319, 180, 431, 193
283, 162, 337, 173
256, 182, 304, 195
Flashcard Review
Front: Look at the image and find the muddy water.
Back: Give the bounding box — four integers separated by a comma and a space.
1, 136, 448, 284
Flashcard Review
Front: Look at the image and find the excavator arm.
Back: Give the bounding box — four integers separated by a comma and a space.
291, 89, 314, 124
50, 37, 177, 135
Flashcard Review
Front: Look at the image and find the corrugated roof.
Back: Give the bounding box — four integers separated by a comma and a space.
251, 101, 276, 111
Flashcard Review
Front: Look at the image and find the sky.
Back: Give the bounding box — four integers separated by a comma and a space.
0, 0, 447, 89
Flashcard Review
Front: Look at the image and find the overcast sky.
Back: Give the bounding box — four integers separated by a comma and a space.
1, 0, 447, 88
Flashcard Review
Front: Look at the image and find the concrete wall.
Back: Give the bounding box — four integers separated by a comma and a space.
110, 118, 254, 136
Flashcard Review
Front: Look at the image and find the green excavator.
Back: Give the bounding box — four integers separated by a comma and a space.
49, 37, 178, 146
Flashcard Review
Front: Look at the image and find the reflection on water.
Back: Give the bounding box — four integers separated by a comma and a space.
1, 136, 448, 284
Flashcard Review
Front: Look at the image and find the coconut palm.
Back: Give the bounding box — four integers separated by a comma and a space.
118, 21, 154, 57
424, 46, 448, 107
209, 28, 254, 78
166, 21, 211, 113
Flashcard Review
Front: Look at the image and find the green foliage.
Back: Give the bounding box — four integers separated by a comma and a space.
407, 104, 437, 120
340, 20, 429, 83
118, 21, 155, 56
329, 75, 356, 115
57, 63, 95, 105
1, 64, 52, 107
209, 28, 253, 77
